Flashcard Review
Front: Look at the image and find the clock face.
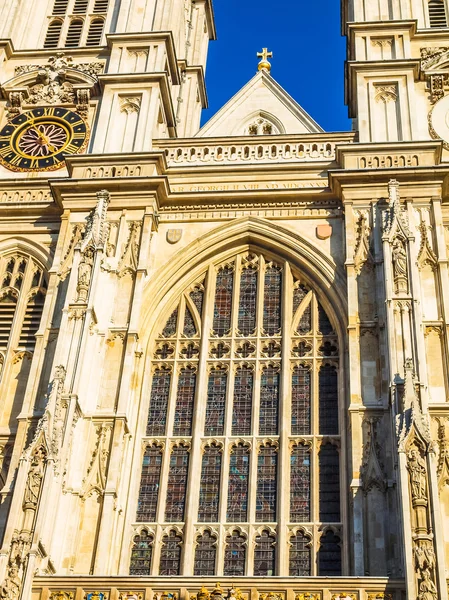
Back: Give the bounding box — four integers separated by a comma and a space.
0, 107, 89, 172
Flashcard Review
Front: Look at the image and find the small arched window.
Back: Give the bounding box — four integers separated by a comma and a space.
254, 530, 276, 576
194, 531, 217, 576
86, 18, 105, 46
429, 0, 448, 27
52, 0, 69, 15
44, 20, 63, 48
129, 530, 153, 576
159, 530, 182, 575
65, 19, 83, 47
224, 530, 246, 576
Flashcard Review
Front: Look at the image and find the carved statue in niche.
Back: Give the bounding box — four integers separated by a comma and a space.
76, 245, 94, 303
407, 445, 427, 502
392, 236, 408, 293
0, 565, 21, 600
23, 448, 45, 509
418, 569, 438, 600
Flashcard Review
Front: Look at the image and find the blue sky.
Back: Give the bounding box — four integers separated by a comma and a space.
201, 0, 352, 132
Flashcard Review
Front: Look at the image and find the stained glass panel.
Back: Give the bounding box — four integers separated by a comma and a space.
319, 443, 340, 522
259, 367, 279, 435
232, 367, 253, 435
129, 530, 153, 575
173, 368, 196, 436
319, 364, 338, 435
290, 444, 311, 522
291, 366, 311, 435
289, 532, 311, 576
318, 530, 341, 575
318, 303, 333, 335
159, 530, 182, 575
254, 530, 276, 576
165, 447, 189, 522
256, 446, 277, 522
293, 283, 308, 315
263, 266, 282, 335
223, 530, 246, 576
227, 445, 249, 522
183, 306, 197, 337
238, 267, 258, 335
213, 267, 233, 336
162, 308, 178, 337
190, 285, 204, 317
204, 369, 227, 436
136, 445, 162, 522
194, 531, 216, 576
198, 445, 222, 522
146, 369, 171, 436
298, 303, 312, 334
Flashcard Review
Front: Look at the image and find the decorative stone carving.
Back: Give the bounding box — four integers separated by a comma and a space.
407, 444, 428, 503
295, 594, 320, 600
119, 96, 141, 114
6, 91, 23, 121
0, 565, 21, 600
382, 179, 411, 238
49, 593, 74, 600
75, 190, 111, 302
118, 221, 141, 277
420, 47, 449, 69
417, 568, 438, 600
76, 246, 94, 303
353, 211, 372, 274
167, 229, 182, 244
417, 221, 437, 270
15, 53, 104, 80
374, 85, 397, 103
23, 446, 46, 509
392, 236, 408, 293
59, 224, 85, 280
361, 417, 386, 492
76, 89, 91, 118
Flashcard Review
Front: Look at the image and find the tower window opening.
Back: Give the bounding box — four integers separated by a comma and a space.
52, 0, 69, 15
44, 20, 63, 48
93, 0, 109, 12
429, 0, 448, 27
86, 18, 105, 46
73, 0, 88, 12
65, 19, 83, 47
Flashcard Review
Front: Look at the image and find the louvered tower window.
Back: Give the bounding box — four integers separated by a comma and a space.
52, 0, 69, 14
136, 252, 342, 576
44, 20, 63, 48
44, 0, 109, 48
429, 0, 448, 26
86, 18, 105, 46
65, 19, 83, 47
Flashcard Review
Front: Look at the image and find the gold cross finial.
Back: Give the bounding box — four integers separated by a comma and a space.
257, 48, 273, 72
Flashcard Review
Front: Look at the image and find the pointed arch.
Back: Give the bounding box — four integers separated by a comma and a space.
140, 217, 347, 345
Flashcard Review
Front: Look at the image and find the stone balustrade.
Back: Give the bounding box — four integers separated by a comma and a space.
159, 141, 338, 166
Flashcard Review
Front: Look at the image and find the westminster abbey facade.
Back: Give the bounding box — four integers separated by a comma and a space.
0, 0, 448, 599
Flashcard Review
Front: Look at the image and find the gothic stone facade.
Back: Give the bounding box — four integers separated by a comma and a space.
0, 0, 448, 600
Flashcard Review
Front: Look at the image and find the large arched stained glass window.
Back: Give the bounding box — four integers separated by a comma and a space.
135, 252, 342, 576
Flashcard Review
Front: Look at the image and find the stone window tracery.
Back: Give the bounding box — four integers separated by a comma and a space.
254, 530, 276, 575
134, 251, 342, 575
159, 530, 182, 575
129, 529, 153, 575
0, 253, 47, 355
194, 531, 217, 576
